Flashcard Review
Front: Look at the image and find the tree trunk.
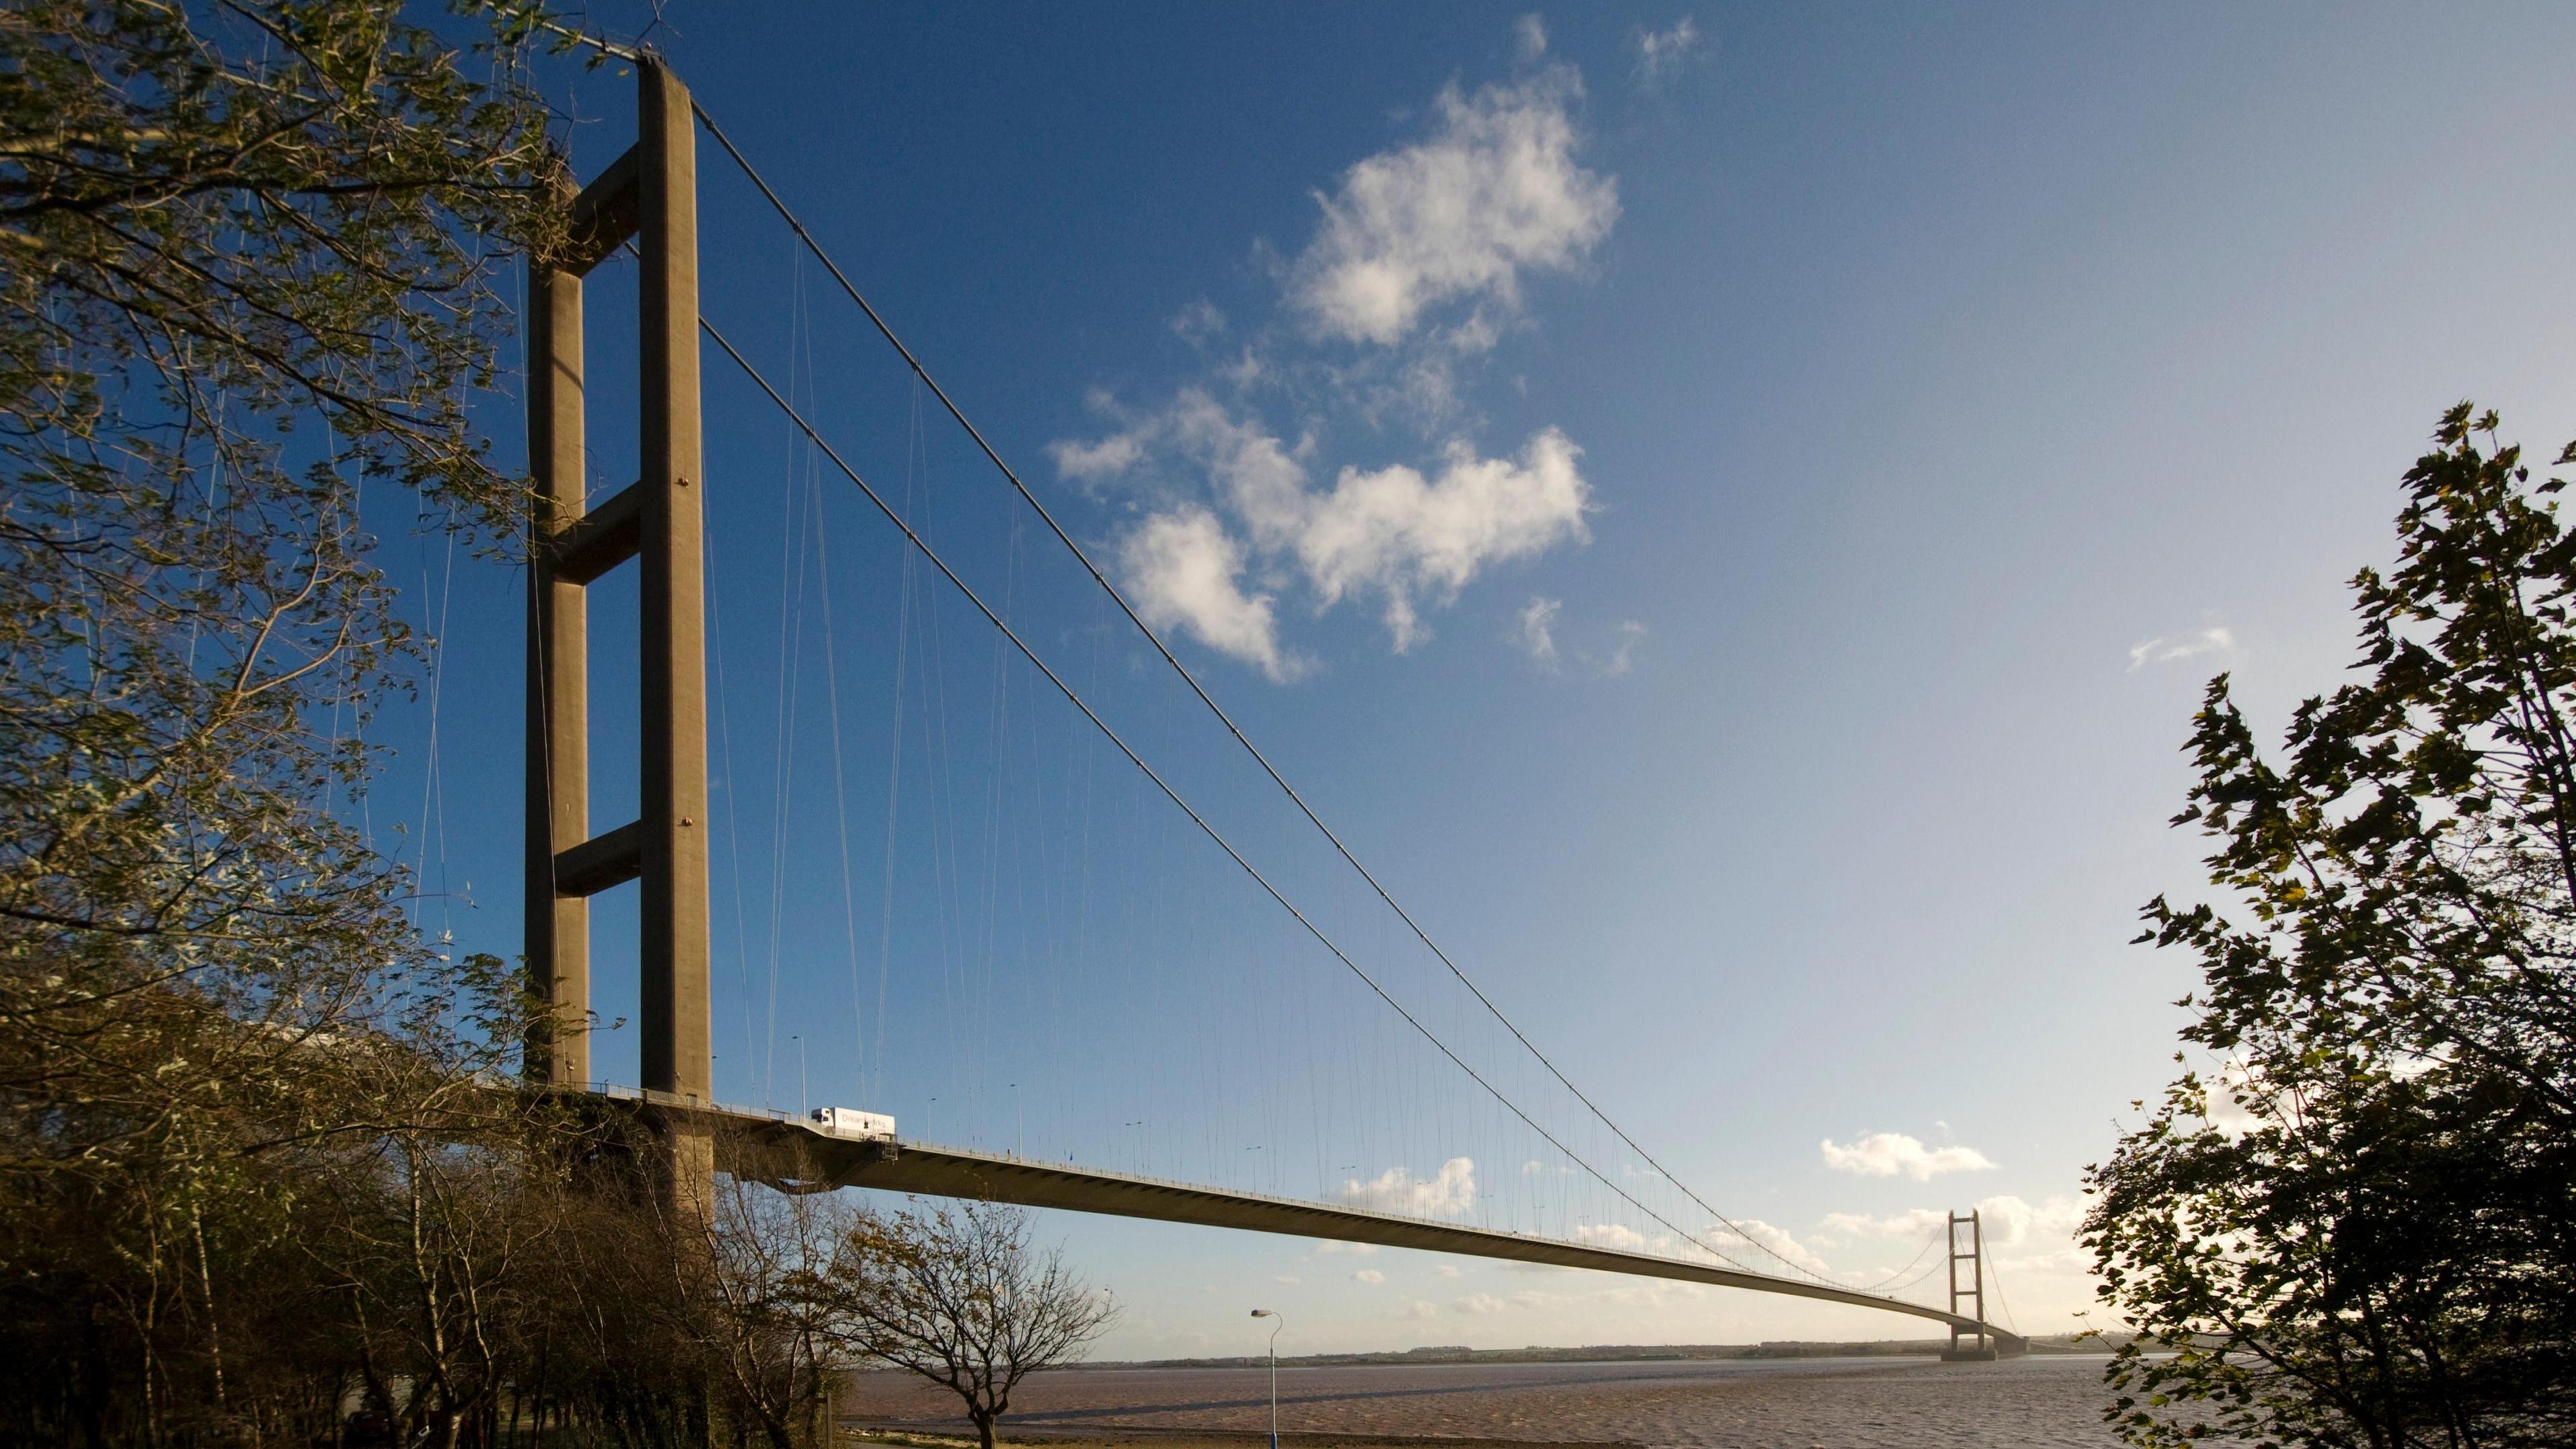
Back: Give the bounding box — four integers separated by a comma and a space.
973, 1408, 997, 1449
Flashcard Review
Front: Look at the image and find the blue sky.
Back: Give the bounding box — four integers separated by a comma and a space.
382, 2, 2576, 1353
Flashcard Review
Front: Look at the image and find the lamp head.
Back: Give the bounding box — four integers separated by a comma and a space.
1249, 1309, 1273, 1318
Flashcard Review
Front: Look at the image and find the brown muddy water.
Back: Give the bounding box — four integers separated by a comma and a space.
843, 1354, 2123, 1449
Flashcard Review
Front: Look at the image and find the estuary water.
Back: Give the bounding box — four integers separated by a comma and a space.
843, 1354, 2124, 1449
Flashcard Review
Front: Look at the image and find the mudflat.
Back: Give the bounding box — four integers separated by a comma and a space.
843, 1355, 2123, 1449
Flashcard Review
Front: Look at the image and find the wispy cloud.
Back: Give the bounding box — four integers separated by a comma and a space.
1595, 619, 1645, 677
1813, 1195, 2089, 1287
1169, 299, 1228, 343
1352, 1269, 1386, 1284
1819, 1131, 1997, 1181
1707, 1218, 1834, 1276
2127, 623, 2237, 673
1632, 17, 1703, 93
1338, 1158, 1477, 1216
1973, 1193, 2082, 1248
1514, 13, 1548, 62
1049, 431, 1147, 484
1289, 68, 1616, 347
1570, 1221, 1652, 1251
1819, 1207, 1950, 1240
1453, 1289, 1569, 1315
1518, 601, 1648, 677
1517, 595, 1562, 667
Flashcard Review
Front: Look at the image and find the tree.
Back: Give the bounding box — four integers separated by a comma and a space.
817, 1201, 1117, 1449
2088, 404, 2576, 1448
0, 1, 561, 1440
692, 1171, 850, 1449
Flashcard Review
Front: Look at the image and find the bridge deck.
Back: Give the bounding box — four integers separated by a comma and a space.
627, 1093, 2024, 1355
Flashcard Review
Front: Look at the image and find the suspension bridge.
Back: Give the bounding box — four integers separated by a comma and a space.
512, 56, 2025, 1362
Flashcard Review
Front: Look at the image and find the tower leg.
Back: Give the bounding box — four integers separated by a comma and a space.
636, 57, 710, 1109
525, 239, 590, 1089
637, 58, 714, 1220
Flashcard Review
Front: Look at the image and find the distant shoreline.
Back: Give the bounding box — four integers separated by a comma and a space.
1073, 1334, 2108, 1371
847, 1432, 1631, 1449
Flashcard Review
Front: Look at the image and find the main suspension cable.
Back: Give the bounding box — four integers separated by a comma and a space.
690, 97, 1827, 1285
700, 315, 1843, 1283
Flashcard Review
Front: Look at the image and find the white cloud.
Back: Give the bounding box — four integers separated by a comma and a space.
1810, 1195, 2094, 1303
2201, 1059, 2271, 1138
1570, 1222, 1650, 1251
1515, 13, 1548, 61
1117, 507, 1299, 682
1220, 345, 1265, 390
1161, 389, 1317, 548
1403, 1299, 1440, 1319
1433, 1263, 1462, 1279
1289, 70, 1617, 347
1597, 1279, 1710, 1309
2128, 624, 2237, 672
1819, 1132, 1997, 1181
1299, 430, 1593, 649
1091, 400, 1591, 661
1272, 1275, 1300, 1284
1048, 28, 1613, 680
1453, 1289, 1568, 1315
1349, 1269, 1386, 1285
1517, 595, 1562, 666
1519, 1159, 1543, 1175
1313, 1240, 1380, 1256
1819, 1208, 1950, 1241
1048, 432, 1145, 484
1974, 1193, 2083, 1249
1632, 17, 1702, 91
1711, 1218, 1834, 1277
1338, 1158, 1477, 1216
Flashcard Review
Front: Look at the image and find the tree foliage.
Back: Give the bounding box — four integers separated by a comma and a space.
0, 7, 1128, 1444
2089, 404, 2576, 1448
0, 1, 566, 1440
1, 0, 557, 1163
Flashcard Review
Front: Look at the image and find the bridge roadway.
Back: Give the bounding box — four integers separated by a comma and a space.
609, 1091, 2025, 1356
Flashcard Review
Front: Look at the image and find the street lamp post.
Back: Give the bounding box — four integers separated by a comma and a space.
1249, 1309, 1283, 1449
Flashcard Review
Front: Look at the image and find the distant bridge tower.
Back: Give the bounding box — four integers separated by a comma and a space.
1941, 1209, 1996, 1362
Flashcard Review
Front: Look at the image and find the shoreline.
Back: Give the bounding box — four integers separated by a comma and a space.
1071, 1335, 2105, 1372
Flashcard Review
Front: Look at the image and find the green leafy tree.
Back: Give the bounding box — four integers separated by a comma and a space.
2090, 404, 2576, 1448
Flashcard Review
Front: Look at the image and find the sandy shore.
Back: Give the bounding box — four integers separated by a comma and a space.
843, 1355, 2123, 1449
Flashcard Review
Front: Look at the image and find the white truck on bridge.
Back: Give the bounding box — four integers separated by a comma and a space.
808, 1107, 897, 1141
